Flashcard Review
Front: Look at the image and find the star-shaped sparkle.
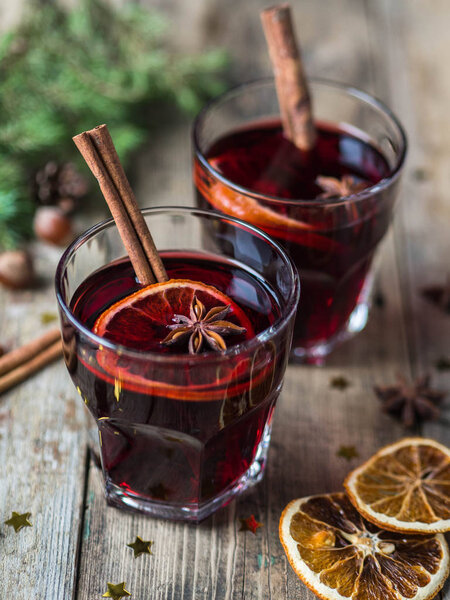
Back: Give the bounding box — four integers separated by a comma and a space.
4, 511, 32, 532
330, 375, 351, 391
435, 356, 450, 371
127, 536, 153, 558
421, 276, 450, 314
102, 582, 131, 599
337, 445, 359, 461
239, 515, 263, 535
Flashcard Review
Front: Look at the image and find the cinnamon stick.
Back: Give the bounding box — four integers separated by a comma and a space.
73, 125, 168, 285
261, 4, 316, 151
0, 327, 61, 377
0, 331, 62, 396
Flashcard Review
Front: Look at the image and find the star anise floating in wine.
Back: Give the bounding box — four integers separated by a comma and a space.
161, 295, 246, 354
374, 374, 445, 428
316, 174, 370, 199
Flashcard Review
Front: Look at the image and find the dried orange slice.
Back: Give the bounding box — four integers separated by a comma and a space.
344, 438, 450, 534
94, 278, 253, 352
279, 492, 449, 600
89, 279, 263, 400
194, 160, 342, 253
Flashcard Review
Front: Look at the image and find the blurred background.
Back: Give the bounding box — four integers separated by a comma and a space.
0, 0, 448, 289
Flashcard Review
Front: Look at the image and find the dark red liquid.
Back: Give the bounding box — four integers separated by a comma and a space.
194, 121, 397, 355
65, 253, 286, 510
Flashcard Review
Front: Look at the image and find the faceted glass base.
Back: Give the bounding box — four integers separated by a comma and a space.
102, 422, 272, 522
290, 274, 373, 365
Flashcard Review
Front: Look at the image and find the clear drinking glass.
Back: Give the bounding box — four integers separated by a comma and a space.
193, 78, 407, 363
55, 206, 299, 521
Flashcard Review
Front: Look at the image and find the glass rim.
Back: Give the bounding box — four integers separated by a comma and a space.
192, 76, 408, 207
55, 205, 300, 364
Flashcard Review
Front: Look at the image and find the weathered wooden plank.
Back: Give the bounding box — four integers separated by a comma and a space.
364, 1, 450, 596
75, 1, 417, 599
1, 0, 448, 598
364, 0, 450, 441
0, 245, 88, 597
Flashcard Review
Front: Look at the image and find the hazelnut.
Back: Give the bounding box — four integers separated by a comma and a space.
33, 206, 74, 246
0, 249, 35, 289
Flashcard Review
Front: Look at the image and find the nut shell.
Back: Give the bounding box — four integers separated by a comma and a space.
0, 250, 35, 289
33, 206, 74, 246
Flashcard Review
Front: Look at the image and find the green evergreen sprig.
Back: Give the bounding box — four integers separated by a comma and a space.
0, 0, 228, 250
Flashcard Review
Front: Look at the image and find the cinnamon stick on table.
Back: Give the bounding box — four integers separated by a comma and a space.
261, 3, 316, 151
0, 328, 62, 396
73, 124, 168, 286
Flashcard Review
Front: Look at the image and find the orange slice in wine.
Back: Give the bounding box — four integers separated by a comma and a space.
279, 492, 449, 600
91, 279, 262, 400
344, 438, 450, 534
194, 160, 342, 253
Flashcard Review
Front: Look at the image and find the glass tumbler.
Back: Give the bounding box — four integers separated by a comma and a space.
193, 78, 407, 363
55, 206, 299, 521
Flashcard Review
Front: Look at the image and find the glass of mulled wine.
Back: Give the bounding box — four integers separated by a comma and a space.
193, 78, 407, 363
55, 206, 299, 521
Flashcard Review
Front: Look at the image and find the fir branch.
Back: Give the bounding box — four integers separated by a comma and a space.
0, 0, 229, 249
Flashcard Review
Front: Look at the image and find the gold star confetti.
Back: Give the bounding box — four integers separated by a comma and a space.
330, 376, 351, 390
4, 511, 32, 532
40, 312, 57, 324
435, 356, 450, 371
239, 515, 263, 534
102, 582, 131, 599
337, 445, 359, 461
127, 536, 153, 558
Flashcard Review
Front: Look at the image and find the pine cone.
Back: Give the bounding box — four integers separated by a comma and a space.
33, 161, 88, 213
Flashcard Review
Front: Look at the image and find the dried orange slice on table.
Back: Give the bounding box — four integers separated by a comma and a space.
344, 438, 450, 534
279, 492, 449, 600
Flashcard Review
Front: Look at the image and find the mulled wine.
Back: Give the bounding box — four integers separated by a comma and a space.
193, 80, 406, 360
56, 208, 298, 520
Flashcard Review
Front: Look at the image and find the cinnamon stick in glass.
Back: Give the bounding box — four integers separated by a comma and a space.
261, 3, 316, 151
73, 125, 168, 285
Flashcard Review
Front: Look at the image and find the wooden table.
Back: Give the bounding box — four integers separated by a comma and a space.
1, 0, 449, 597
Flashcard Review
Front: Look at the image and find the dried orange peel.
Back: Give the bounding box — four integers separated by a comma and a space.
344, 438, 450, 534
279, 492, 449, 600
280, 438, 450, 600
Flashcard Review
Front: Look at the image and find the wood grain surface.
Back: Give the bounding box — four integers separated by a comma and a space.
0, 0, 449, 598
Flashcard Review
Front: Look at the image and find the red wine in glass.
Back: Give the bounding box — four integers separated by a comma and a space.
68, 252, 284, 510
194, 120, 398, 361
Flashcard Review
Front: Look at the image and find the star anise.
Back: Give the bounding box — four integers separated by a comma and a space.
421, 276, 450, 314
374, 374, 446, 428
316, 175, 369, 199
161, 295, 246, 354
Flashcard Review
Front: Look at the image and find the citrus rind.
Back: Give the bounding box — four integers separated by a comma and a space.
279, 493, 450, 600
344, 438, 450, 534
